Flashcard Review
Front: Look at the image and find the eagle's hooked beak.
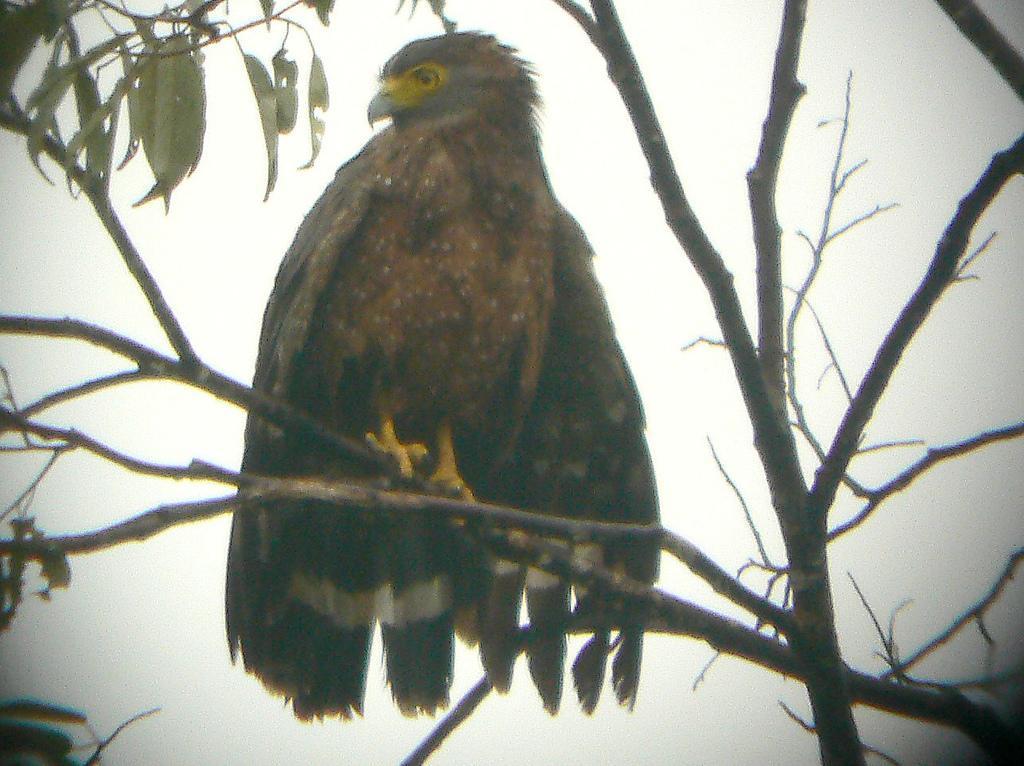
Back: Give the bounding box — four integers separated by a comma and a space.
367, 81, 398, 126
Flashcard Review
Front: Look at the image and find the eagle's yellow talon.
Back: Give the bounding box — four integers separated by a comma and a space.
366, 414, 427, 479
429, 421, 475, 500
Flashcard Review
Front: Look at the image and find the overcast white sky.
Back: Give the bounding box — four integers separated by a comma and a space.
1, 1, 1023, 764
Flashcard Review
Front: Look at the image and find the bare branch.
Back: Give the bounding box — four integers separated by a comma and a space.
848, 572, 901, 672
1, 495, 239, 556
824, 202, 899, 246
863, 744, 902, 766
585, 0, 806, 517
0, 101, 198, 367
707, 437, 772, 565
932, 0, 1024, 103
780, 700, 815, 732
808, 132, 1024, 523
399, 677, 492, 766
1, 451, 62, 524
829, 421, 1024, 539
0, 476, 1018, 758
803, 297, 853, 404
0, 314, 385, 470
748, 0, 807, 407
692, 652, 721, 691
681, 335, 726, 352
955, 231, 997, 281
1, 407, 236, 484
20, 371, 151, 419
883, 548, 1024, 679
855, 439, 926, 456
83, 707, 160, 766
549, 0, 601, 48
661, 529, 794, 634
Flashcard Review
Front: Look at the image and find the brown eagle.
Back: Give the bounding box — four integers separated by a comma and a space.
226, 32, 660, 721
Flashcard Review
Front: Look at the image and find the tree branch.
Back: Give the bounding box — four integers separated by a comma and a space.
488, 526, 1023, 762
808, 133, 1024, 524
20, 371, 152, 418
0, 101, 199, 367
830, 422, 1024, 540
883, 548, 1024, 680
584, 0, 805, 536
0, 314, 385, 470
1, 462, 1017, 760
549, 0, 601, 48
399, 677, 492, 766
707, 437, 773, 566
933, 0, 1024, 103
0, 409, 790, 631
748, 0, 807, 410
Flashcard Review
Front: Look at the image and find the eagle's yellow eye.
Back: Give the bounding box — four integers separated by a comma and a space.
410, 64, 443, 91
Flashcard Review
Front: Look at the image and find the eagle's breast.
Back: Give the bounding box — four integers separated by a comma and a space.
306, 124, 554, 441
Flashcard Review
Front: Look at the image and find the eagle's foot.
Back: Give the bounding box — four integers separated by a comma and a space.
365, 414, 427, 479
429, 421, 476, 501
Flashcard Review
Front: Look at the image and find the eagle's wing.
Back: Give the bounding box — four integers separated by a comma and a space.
226, 134, 489, 719
480, 206, 660, 714
225, 143, 378, 719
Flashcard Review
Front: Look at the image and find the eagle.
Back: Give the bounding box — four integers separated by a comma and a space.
226, 31, 660, 721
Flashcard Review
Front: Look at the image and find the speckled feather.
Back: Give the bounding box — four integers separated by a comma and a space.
225, 32, 660, 721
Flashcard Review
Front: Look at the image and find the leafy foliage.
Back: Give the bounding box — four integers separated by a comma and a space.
3, 0, 333, 207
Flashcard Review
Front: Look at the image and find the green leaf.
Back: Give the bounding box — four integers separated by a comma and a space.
0, 719, 74, 761
68, 62, 114, 189
134, 34, 206, 210
26, 32, 129, 112
0, 699, 86, 726
0, 1, 48, 97
260, 0, 273, 21
118, 47, 145, 170
272, 49, 298, 134
300, 52, 329, 170
243, 53, 278, 201
25, 30, 69, 184
313, 0, 334, 27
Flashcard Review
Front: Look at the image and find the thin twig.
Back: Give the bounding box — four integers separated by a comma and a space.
780, 700, 815, 732
0, 101, 198, 367
825, 201, 899, 246
0, 314, 385, 470
802, 295, 853, 404
808, 132, 1024, 523
681, 336, 726, 352
83, 707, 160, 766
21, 370, 151, 418
829, 421, 1024, 539
549, 0, 601, 48
848, 572, 901, 671
586, 0, 806, 517
883, 548, 1024, 679
692, 652, 721, 691
399, 677, 492, 766
0, 450, 62, 523
955, 231, 996, 281
707, 437, 771, 564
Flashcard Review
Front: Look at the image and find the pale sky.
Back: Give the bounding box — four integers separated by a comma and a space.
1, 1, 1023, 764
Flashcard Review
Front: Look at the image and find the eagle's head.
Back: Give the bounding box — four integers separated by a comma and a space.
367, 32, 540, 132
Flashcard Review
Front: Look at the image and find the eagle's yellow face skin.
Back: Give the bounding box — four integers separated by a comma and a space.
380, 61, 449, 109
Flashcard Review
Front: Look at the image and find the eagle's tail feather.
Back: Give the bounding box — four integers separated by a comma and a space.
525, 572, 569, 714
479, 564, 525, 692
611, 625, 644, 711
383, 613, 454, 716
571, 629, 610, 715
